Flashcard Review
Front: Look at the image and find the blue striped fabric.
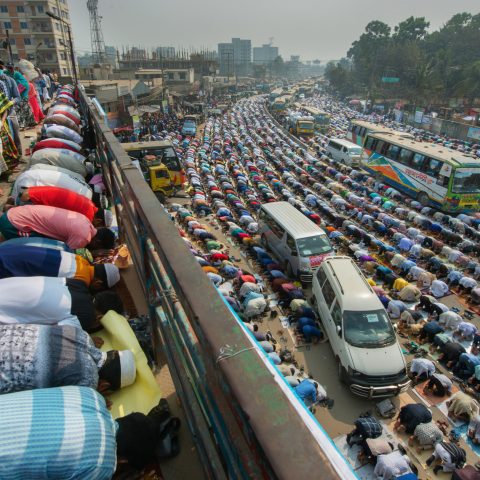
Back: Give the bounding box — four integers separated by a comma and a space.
0, 386, 117, 479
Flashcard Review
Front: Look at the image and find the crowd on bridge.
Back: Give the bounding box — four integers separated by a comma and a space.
0, 82, 181, 477
0, 59, 61, 178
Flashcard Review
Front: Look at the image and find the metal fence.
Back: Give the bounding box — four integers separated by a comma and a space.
79, 88, 351, 480
404, 112, 480, 142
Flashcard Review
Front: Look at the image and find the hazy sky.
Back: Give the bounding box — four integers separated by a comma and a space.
68, 0, 479, 61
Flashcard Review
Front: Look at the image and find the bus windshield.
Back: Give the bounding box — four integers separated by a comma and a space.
299, 122, 313, 129
452, 169, 480, 194
343, 309, 396, 348
296, 235, 332, 256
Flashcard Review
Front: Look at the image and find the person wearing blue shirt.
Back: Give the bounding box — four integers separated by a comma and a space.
294, 379, 318, 403
398, 237, 414, 252
301, 324, 324, 343
297, 316, 316, 330
453, 353, 480, 379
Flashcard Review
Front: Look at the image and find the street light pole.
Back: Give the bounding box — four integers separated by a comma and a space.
46, 10, 77, 84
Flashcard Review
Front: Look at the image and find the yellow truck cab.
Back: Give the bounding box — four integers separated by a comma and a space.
140, 155, 174, 202
122, 141, 186, 189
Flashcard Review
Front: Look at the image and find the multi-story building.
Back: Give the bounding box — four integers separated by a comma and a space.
0, 0, 74, 77
218, 42, 234, 77
155, 46, 175, 59
231, 38, 251, 76
218, 38, 251, 77
253, 44, 278, 66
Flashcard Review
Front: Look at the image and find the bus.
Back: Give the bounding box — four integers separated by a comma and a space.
347, 119, 412, 147
361, 131, 480, 213
122, 140, 186, 187
269, 88, 283, 104
302, 106, 331, 134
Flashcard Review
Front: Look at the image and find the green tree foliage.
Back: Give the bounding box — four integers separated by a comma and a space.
326, 12, 480, 106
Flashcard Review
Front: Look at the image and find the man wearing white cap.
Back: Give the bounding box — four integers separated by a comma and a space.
0, 244, 120, 291
0, 323, 136, 394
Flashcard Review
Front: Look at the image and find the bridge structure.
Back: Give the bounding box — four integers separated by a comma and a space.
79, 87, 357, 480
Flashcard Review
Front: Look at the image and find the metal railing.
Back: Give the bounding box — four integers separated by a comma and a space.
79, 87, 354, 480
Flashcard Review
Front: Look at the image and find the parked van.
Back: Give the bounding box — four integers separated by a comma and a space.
326, 138, 362, 166
312, 256, 410, 398
258, 202, 333, 283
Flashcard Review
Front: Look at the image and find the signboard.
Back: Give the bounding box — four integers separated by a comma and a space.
467, 127, 480, 141
162, 100, 168, 113
381, 77, 400, 83
131, 114, 140, 134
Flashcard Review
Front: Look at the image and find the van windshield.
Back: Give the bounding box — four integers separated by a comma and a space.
343, 309, 396, 348
296, 235, 332, 256
349, 147, 362, 155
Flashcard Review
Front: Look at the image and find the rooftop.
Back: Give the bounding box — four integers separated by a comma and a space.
261, 201, 327, 238
370, 131, 480, 166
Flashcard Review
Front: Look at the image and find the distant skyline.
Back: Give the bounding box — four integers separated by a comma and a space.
69, 0, 480, 61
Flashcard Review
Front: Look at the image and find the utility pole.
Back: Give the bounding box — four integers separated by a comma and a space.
5, 30, 13, 63
46, 11, 77, 83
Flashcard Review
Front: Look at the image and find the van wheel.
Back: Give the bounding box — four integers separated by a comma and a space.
417, 192, 429, 207
337, 359, 347, 384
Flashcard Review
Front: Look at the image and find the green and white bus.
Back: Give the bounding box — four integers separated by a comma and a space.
361, 131, 480, 213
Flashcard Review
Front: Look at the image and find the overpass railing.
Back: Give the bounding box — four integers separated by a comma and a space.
79, 87, 355, 480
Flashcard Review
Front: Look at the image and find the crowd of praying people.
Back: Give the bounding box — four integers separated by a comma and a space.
0, 84, 181, 478
147, 93, 480, 477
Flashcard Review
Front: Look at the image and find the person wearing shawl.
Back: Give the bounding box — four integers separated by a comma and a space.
447, 392, 479, 422
5, 64, 34, 128
0, 88, 16, 175
28, 80, 45, 124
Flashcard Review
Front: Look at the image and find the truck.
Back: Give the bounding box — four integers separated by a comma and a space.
122, 140, 185, 200
287, 114, 315, 137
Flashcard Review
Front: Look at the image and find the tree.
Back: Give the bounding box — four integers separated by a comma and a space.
326, 13, 480, 107
454, 60, 480, 104
347, 20, 391, 94
324, 60, 353, 98
393, 16, 430, 42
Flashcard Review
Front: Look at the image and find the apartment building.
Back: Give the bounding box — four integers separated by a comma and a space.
0, 0, 74, 77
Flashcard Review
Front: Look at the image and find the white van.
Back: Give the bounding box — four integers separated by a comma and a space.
312, 256, 410, 398
258, 202, 333, 283
326, 138, 362, 166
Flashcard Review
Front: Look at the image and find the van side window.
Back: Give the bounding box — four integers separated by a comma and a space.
322, 279, 336, 308
263, 214, 284, 239
316, 268, 327, 287
331, 301, 342, 328
286, 234, 297, 252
